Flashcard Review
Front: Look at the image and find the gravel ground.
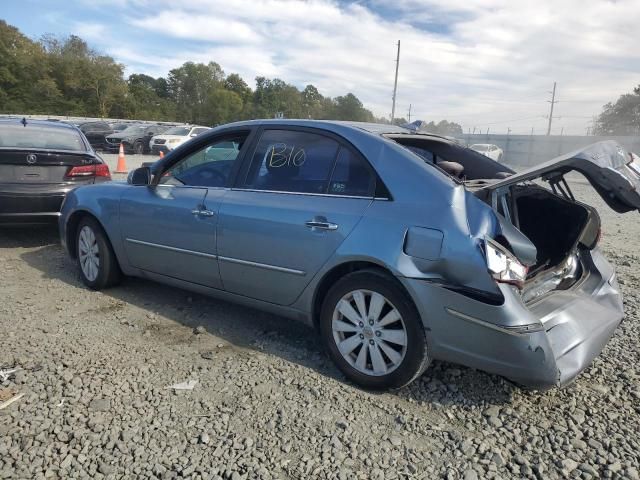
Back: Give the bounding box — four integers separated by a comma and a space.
1, 181, 639, 480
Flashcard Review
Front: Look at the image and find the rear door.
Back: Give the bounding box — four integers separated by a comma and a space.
478, 141, 640, 213
119, 130, 251, 289
217, 127, 376, 305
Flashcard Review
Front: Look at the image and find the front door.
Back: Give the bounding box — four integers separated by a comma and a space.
218, 128, 376, 305
120, 131, 251, 288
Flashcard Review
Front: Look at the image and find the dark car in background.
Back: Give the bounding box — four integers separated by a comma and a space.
75, 121, 114, 151
105, 124, 170, 154
0, 118, 110, 225
109, 122, 131, 133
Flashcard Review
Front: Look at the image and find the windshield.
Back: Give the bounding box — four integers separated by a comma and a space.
120, 126, 144, 135
0, 124, 86, 151
163, 127, 191, 136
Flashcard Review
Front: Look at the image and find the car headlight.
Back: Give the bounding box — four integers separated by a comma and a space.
483, 237, 528, 289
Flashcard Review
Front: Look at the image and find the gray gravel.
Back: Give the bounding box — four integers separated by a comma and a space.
1, 181, 639, 479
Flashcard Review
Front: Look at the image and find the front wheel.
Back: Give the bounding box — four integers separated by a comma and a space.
133, 141, 144, 155
76, 217, 122, 290
319, 271, 430, 390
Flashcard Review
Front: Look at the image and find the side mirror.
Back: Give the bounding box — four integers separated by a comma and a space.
127, 167, 152, 185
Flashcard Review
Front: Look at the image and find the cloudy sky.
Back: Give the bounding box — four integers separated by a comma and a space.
4, 0, 639, 134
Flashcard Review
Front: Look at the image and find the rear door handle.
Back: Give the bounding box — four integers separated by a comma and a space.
192, 208, 216, 217
305, 219, 338, 231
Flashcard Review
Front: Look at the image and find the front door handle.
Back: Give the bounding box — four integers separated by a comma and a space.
192, 208, 216, 217
305, 218, 338, 231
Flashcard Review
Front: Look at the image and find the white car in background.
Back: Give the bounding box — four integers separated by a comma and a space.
470, 143, 504, 162
150, 125, 210, 155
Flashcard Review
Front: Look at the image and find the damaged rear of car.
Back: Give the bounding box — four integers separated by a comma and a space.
419, 140, 637, 388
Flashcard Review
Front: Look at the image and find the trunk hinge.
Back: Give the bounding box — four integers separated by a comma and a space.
546, 174, 575, 201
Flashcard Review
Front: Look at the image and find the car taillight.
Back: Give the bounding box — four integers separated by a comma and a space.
66, 164, 111, 180
95, 163, 111, 178
483, 237, 528, 289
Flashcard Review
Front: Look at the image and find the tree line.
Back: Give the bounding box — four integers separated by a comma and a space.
594, 84, 640, 136
0, 20, 383, 125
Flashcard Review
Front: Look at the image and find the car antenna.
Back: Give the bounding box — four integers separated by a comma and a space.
21, 117, 27, 127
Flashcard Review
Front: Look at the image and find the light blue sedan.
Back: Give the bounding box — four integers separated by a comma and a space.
59, 120, 640, 390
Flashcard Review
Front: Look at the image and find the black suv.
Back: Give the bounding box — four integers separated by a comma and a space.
104, 124, 170, 154
75, 121, 114, 151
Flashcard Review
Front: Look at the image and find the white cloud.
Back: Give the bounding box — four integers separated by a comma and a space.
87, 0, 640, 133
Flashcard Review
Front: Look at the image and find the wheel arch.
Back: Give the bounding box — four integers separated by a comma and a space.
65, 210, 112, 260
311, 260, 415, 330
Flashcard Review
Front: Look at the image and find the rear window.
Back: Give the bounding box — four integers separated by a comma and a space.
0, 124, 86, 151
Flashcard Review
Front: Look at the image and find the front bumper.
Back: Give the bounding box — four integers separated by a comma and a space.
402, 248, 623, 389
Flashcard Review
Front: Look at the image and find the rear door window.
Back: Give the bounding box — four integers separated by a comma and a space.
328, 148, 375, 197
243, 129, 340, 194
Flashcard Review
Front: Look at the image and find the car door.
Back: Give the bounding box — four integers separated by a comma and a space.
217, 127, 376, 305
119, 131, 251, 288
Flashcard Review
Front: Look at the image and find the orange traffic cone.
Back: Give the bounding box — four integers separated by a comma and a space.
159, 150, 164, 159
115, 143, 127, 174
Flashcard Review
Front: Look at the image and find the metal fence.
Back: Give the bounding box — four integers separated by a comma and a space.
458, 134, 640, 167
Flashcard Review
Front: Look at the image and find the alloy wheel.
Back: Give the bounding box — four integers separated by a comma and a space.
78, 225, 100, 282
331, 289, 407, 376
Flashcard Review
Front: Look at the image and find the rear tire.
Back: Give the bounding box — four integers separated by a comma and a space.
319, 270, 430, 390
76, 217, 122, 290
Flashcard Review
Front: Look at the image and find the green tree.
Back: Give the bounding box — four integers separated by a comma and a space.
0, 21, 58, 113
330, 93, 375, 122
594, 85, 640, 135
203, 88, 243, 125
252, 77, 303, 118
167, 61, 225, 123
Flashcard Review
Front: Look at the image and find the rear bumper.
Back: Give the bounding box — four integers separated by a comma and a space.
402, 248, 623, 389
0, 191, 66, 225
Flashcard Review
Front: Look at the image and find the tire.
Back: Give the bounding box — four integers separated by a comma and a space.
319, 270, 430, 390
76, 216, 122, 290
133, 141, 144, 155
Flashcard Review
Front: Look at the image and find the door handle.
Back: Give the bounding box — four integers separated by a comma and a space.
305, 219, 338, 231
191, 208, 216, 217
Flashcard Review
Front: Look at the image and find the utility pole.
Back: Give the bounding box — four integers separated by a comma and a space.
407, 104, 412, 123
390, 40, 400, 124
546, 81, 557, 135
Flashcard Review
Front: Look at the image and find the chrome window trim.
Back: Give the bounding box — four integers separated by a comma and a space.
218, 255, 306, 276
153, 184, 230, 191
126, 238, 218, 259
230, 187, 381, 201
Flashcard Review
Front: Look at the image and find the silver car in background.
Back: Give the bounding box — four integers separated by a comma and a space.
59, 120, 640, 390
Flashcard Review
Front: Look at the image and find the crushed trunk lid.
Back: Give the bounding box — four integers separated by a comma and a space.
477, 141, 640, 213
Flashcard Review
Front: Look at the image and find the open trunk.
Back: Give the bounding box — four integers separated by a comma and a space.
501, 184, 599, 302
473, 141, 640, 302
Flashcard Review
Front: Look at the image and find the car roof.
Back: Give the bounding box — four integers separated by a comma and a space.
0, 118, 82, 131
215, 119, 456, 142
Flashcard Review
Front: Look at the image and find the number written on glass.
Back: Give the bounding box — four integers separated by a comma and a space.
268, 143, 306, 168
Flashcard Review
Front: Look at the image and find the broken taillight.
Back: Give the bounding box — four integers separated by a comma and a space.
483, 238, 528, 289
